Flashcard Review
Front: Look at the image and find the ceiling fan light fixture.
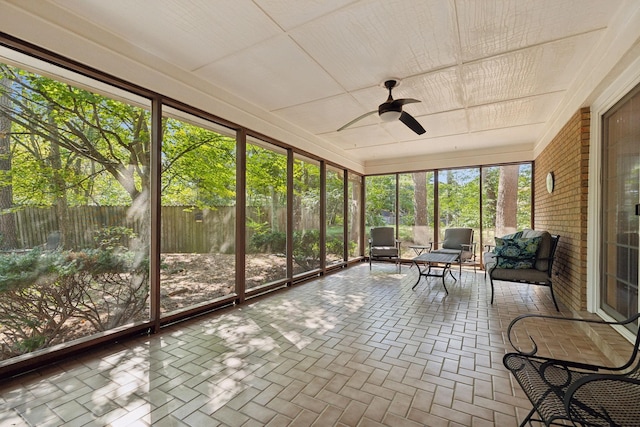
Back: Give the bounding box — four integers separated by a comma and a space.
380, 110, 401, 122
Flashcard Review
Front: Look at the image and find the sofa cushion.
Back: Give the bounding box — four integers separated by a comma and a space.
520, 229, 552, 271
490, 266, 550, 283
494, 236, 542, 269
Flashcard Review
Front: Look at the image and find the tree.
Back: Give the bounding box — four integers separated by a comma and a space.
0, 73, 18, 249
0, 64, 233, 251
495, 165, 519, 236
412, 172, 428, 243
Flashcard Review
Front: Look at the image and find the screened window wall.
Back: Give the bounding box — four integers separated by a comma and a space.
399, 172, 435, 250
292, 154, 321, 276
245, 138, 289, 290
0, 57, 152, 362
365, 174, 397, 256
600, 83, 640, 330
366, 165, 532, 259
326, 165, 346, 267
481, 164, 532, 247
0, 44, 366, 371
348, 173, 363, 261
160, 108, 237, 315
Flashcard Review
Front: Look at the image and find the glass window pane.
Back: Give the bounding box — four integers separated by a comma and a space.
399, 172, 435, 251
160, 108, 236, 315
601, 86, 640, 327
348, 173, 363, 260
366, 175, 396, 226
326, 165, 345, 266
245, 138, 288, 289
481, 164, 531, 246
0, 62, 151, 361
293, 154, 321, 276
437, 168, 480, 242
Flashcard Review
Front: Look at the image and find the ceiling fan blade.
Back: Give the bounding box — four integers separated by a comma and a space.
399, 111, 426, 135
337, 110, 377, 131
392, 98, 421, 108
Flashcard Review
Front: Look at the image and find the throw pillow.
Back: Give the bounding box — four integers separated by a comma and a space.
501, 231, 523, 240
494, 236, 541, 269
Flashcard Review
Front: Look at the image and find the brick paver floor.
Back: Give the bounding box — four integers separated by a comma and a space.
0, 263, 629, 426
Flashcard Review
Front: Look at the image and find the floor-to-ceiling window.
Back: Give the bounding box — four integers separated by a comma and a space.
399, 171, 435, 249
365, 174, 397, 255
364, 165, 532, 260
601, 83, 640, 329
348, 173, 363, 260
0, 39, 367, 376
245, 137, 288, 290
437, 168, 480, 246
292, 154, 321, 276
326, 165, 345, 267
0, 59, 151, 362
160, 108, 236, 315
481, 164, 532, 247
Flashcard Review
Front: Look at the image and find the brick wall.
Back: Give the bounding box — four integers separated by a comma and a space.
534, 107, 590, 311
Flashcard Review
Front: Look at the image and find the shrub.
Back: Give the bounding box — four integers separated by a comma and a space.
0, 248, 149, 360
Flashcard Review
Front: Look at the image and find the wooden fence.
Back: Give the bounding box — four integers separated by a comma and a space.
10, 206, 237, 254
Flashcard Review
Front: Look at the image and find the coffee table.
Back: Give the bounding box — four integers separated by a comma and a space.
411, 251, 460, 293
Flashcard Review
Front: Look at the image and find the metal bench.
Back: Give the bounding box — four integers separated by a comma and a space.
503, 313, 640, 426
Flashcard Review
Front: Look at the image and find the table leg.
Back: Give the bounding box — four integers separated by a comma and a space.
440, 263, 449, 294
412, 261, 423, 289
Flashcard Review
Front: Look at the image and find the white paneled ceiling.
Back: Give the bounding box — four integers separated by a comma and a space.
2, 0, 638, 170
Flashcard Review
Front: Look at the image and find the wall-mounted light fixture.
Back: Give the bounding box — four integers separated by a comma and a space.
546, 172, 555, 194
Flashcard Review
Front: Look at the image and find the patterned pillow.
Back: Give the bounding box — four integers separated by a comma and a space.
494, 236, 541, 269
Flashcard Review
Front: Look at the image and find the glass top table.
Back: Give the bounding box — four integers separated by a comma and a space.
411, 251, 460, 294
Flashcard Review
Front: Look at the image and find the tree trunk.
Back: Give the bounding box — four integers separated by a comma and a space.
349, 182, 359, 242
0, 75, 18, 249
496, 165, 519, 236
412, 172, 429, 244
48, 107, 70, 249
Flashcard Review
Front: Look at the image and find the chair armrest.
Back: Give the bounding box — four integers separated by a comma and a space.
506, 313, 640, 364
483, 244, 495, 252
460, 242, 477, 252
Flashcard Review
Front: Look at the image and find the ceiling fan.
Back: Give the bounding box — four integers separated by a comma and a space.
337, 79, 426, 135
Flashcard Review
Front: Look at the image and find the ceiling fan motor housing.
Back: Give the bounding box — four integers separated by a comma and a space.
379, 79, 402, 121
378, 102, 402, 121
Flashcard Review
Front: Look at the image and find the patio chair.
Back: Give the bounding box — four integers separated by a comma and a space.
368, 227, 401, 271
430, 227, 475, 275
503, 312, 640, 427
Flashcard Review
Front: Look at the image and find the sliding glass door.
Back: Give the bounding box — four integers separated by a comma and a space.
601, 84, 640, 329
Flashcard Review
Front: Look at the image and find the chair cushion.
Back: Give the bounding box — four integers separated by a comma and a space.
441, 228, 473, 250
494, 236, 541, 269
370, 227, 395, 246
371, 246, 398, 257
490, 265, 550, 283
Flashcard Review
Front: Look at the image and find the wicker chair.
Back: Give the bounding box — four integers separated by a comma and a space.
503, 313, 640, 427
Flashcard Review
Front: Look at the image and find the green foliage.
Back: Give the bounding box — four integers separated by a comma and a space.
0, 248, 149, 360
248, 221, 286, 253
326, 234, 346, 258
93, 226, 137, 251
292, 229, 320, 271
365, 175, 396, 226
0, 64, 151, 207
